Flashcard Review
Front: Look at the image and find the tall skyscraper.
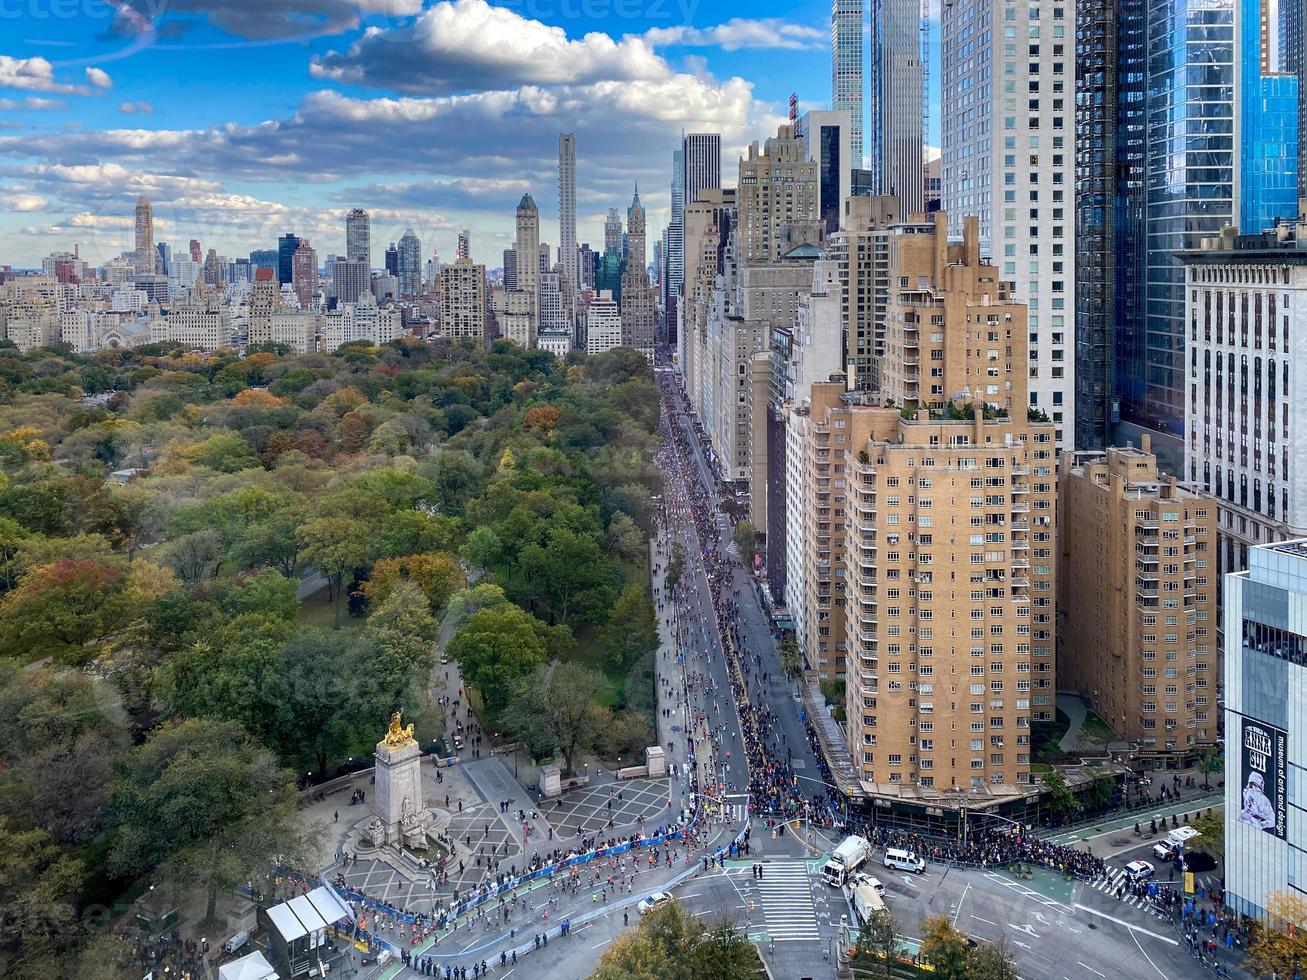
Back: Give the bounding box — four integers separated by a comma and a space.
942, 0, 1076, 446
346, 208, 370, 265
796, 110, 853, 234
456, 229, 470, 260
620, 186, 655, 358
869, 0, 924, 214
291, 239, 317, 309
558, 133, 578, 290
604, 208, 623, 254
202, 248, 223, 287
396, 229, 422, 297
1283, 0, 1307, 203
1074, 0, 1147, 451
737, 125, 819, 263
682, 133, 722, 211
502, 249, 517, 290
515, 193, 540, 332
1237, 0, 1299, 234
384, 242, 398, 278
1075, 0, 1234, 464
832, 0, 865, 164
189, 239, 202, 264
666, 147, 685, 309
134, 195, 155, 275
277, 233, 299, 285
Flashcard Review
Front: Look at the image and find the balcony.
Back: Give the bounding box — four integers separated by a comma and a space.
1011, 502, 1031, 514
1011, 483, 1030, 494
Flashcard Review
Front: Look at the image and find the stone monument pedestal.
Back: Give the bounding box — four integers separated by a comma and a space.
371, 712, 433, 848
645, 745, 666, 777
539, 764, 562, 799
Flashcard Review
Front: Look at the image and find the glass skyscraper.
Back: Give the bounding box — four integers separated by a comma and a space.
1075, 0, 1235, 467
1138, 0, 1235, 458
1238, 0, 1299, 234
832, 0, 865, 164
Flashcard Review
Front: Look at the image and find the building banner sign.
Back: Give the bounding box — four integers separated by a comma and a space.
1239, 717, 1287, 839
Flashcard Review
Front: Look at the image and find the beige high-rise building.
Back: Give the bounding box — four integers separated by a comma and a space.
827, 195, 901, 389
514, 193, 540, 340
680, 188, 736, 420
134, 195, 156, 276
785, 212, 1058, 791
1057, 438, 1217, 760
736, 124, 819, 264
881, 212, 1025, 415
620, 186, 655, 359
438, 257, 487, 341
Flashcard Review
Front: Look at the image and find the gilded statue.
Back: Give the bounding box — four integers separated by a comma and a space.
382, 710, 416, 748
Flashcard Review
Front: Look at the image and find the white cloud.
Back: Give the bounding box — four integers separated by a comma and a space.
85, 67, 113, 89
0, 56, 77, 94
4, 193, 47, 212
645, 18, 825, 51
0, 96, 66, 111
119, 101, 155, 114
311, 0, 667, 93
113, 0, 423, 41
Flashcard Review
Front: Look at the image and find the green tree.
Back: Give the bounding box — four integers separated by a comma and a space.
920, 914, 972, 980
1191, 808, 1224, 862
780, 634, 801, 676
377, 510, 461, 558
0, 557, 172, 665
516, 526, 612, 623
215, 568, 300, 621
363, 552, 466, 612
364, 580, 438, 706
732, 519, 756, 559
1042, 769, 1077, 823
1247, 892, 1307, 979
0, 815, 85, 974
591, 900, 757, 980
599, 581, 659, 671
966, 940, 1020, 980
0, 659, 128, 845
108, 718, 319, 924
1197, 746, 1223, 790
297, 516, 370, 629
506, 662, 610, 775
852, 908, 900, 978
665, 542, 686, 590
448, 603, 549, 713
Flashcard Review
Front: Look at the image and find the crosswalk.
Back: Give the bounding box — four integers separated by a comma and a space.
1089, 867, 1220, 919
756, 860, 820, 941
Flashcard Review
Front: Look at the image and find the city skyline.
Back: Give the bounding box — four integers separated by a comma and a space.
0, 0, 849, 267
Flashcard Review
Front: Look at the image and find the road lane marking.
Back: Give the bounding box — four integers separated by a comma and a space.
970, 915, 998, 926
1077, 962, 1106, 978
1071, 904, 1179, 945
591, 938, 613, 949
1131, 925, 1170, 979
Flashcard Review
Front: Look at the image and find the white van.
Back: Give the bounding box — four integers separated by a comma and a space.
883, 847, 926, 873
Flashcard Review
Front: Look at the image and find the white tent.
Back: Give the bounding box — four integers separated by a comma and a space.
218, 950, 279, 980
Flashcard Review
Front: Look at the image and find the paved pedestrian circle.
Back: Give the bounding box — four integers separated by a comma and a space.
543, 779, 671, 836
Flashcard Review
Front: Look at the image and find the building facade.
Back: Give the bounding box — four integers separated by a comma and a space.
832, 0, 866, 164
942, 0, 1075, 445
1223, 540, 1307, 917
397, 229, 422, 298
1180, 227, 1307, 585
1237, 0, 1299, 234
559, 133, 578, 292
346, 208, 370, 265
796, 109, 854, 235
134, 195, 156, 275
869, 0, 924, 215
438, 257, 487, 341
737, 125, 820, 264
1058, 439, 1218, 760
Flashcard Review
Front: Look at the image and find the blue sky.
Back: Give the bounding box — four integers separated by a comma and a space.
0, 0, 937, 268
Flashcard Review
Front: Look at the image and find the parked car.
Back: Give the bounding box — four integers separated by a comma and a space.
637, 892, 673, 915
1180, 852, 1218, 873
1124, 860, 1155, 881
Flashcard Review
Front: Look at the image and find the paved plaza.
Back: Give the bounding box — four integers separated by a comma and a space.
542, 778, 672, 837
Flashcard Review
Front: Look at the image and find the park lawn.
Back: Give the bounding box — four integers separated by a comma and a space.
296, 586, 367, 632
569, 622, 624, 708
1080, 709, 1118, 745
1032, 709, 1073, 763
